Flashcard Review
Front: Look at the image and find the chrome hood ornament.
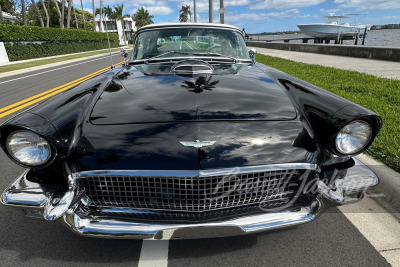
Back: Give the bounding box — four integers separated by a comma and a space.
179, 140, 216, 148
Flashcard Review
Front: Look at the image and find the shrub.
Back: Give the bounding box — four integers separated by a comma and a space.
5, 41, 118, 61
0, 24, 119, 61
0, 24, 118, 42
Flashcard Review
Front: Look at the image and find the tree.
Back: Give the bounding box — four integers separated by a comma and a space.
179, 5, 191, 23
114, 4, 129, 42
0, 0, 15, 15
103, 5, 112, 30
132, 7, 153, 30
31, 0, 44, 27
66, 0, 71, 28
92, 0, 95, 31
21, 0, 27, 24
80, 0, 84, 28
39, 0, 49, 27
53, 0, 63, 28
95, 7, 105, 30
61, 0, 64, 28
99, 0, 102, 31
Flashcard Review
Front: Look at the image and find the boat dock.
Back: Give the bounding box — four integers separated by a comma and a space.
246, 41, 400, 62
249, 30, 367, 45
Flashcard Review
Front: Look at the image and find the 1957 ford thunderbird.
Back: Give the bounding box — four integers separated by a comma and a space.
0, 23, 382, 239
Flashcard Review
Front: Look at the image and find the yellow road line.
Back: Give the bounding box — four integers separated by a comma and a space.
0, 61, 124, 119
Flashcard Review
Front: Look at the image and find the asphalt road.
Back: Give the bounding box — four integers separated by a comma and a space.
0, 54, 391, 266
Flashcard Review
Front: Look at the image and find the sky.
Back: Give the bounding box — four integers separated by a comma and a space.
82, 0, 400, 33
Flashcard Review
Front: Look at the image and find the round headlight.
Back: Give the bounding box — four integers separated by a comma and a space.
335, 120, 372, 155
6, 131, 52, 166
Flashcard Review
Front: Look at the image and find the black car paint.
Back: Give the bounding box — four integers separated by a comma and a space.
0, 61, 381, 183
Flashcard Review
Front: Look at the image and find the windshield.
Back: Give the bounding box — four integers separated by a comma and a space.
131, 27, 250, 61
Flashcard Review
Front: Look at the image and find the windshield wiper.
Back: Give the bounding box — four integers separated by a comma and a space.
193, 53, 252, 64
129, 51, 252, 65
129, 50, 194, 65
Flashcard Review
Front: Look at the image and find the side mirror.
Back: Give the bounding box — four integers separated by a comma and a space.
249, 48, 257, 60
121, 49, 128, 58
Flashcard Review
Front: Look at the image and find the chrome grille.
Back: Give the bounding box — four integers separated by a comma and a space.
76, 169, 312, 212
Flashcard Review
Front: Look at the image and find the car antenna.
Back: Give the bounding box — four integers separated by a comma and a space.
103, 4, 114, 69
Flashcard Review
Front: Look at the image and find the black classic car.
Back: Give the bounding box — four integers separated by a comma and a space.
0, 23, 382, 239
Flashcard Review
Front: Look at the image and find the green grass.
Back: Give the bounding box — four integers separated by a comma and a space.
256, 54, 400, 172
0, 47, 122, 73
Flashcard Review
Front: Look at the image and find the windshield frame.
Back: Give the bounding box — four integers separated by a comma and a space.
130, 25, 250, 63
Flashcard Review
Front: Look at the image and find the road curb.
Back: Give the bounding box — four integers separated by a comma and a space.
356, 154, 400, 218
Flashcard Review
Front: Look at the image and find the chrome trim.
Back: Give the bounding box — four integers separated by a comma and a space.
0, 159, 379, 239
0, 170, 47, 208
317, 158, 378, 203
60, 199, 323, 240
101, 207, 158, 214
130, 56, 252, 66
71, 163, 318, 179
136, 24, 244, 36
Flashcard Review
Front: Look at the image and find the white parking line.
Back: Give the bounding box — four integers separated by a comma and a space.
0, 53, 118, 85
138, 240, 169, 267
339, 196, 400, 266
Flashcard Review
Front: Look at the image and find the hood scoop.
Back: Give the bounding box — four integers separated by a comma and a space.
171, 60, 214, 77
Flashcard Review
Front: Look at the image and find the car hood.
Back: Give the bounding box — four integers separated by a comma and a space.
70, 120, 317, 171
89, 64, 297, 125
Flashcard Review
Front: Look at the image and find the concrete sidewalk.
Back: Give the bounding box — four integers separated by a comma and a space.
249, 47, 400, 80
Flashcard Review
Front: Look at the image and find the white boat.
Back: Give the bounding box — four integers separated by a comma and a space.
297, 13, 369, 39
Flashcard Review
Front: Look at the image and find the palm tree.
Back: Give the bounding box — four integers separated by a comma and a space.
95, 7, 105, 31
92, 0, 95, 31
61, 0, 65, 28
80, 0, 85, 28
30, 0, 44, 27
132, 7, 153, 30
99, 0, 103, 31
113, 4, 128, 42
104, 5, 113, 30
39, 0, 49, 27
53, 0, 63, 28
179, 5, 191, 23
21, 0, 27, 25
66, 0, 71, 28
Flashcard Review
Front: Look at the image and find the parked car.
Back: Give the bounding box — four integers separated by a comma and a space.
0, 23, 381, 239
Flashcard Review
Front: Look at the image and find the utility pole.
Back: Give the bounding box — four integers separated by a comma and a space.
194, 0, 197, 22
209, 0, 213, 23
219, 0, 224, 24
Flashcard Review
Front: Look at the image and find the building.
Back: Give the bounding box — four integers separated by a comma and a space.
1, 12, 17, 23
95, 17, 136, 45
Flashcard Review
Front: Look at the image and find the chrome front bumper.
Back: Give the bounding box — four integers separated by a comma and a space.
0, 158, 378, 239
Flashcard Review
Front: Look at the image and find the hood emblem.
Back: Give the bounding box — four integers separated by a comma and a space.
179, 140, 216, 148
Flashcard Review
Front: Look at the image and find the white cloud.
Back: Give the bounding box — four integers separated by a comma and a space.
334, 0, 400, 9
225, 9, 304, 22
319, 8, 341, 13
249, 0, 326, 10
146, 6, 174, 15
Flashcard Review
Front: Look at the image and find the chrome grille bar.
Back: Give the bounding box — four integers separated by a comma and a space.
75, 167, 315, 213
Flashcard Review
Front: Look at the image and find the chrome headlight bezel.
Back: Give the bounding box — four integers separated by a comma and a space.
334, 120, 372, 156
5, 130, 54, 167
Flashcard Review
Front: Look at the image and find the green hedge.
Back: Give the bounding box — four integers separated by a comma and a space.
5, 41, 118, 61
0, 24, 118, 42
1, 24, 119, 61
